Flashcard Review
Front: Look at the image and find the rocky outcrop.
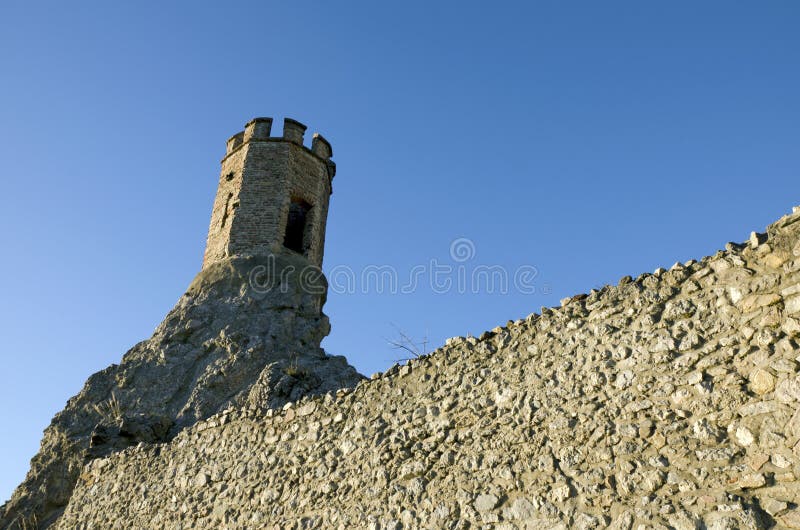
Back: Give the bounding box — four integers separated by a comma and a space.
54, 207, 800, 529
0, 253, 363, 529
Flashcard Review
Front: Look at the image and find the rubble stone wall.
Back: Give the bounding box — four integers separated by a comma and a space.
57, 209, 800, 529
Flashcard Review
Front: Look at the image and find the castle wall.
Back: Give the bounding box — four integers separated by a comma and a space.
57, 209, 800, 528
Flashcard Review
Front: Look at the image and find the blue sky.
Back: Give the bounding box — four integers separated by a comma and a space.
0, 1, 798, 502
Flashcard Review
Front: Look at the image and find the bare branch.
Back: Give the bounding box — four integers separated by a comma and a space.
386, 323, 429, 364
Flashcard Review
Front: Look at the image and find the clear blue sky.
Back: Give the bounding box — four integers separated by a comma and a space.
0, 1, 798, 502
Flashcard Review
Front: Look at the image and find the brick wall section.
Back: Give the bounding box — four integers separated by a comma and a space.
202, 118, 334, 269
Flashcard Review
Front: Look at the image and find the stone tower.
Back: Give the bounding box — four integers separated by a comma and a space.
202, 117, 336, 269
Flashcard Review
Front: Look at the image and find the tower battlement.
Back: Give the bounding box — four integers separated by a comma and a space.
202, 117, 336, 270
225, 118, 334, 160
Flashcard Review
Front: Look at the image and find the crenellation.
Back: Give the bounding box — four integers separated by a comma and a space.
311, 132, 333, 159
225, 131, 244, 155
242, 116, 273, 142
282, 117, 307, 145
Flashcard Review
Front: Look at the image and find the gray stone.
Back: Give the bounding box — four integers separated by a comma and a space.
474, 493, 499, 512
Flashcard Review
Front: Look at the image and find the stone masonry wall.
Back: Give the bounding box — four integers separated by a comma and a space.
203, 118, 334, 270
227, 140, 331, 267
57, 208, 800, 529
202, 147, 247, 266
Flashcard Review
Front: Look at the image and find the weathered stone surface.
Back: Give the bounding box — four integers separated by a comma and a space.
37, 206, 800, 528
474, 493, 499, 512
0, 254, 362, 529
750, 368, 777, 395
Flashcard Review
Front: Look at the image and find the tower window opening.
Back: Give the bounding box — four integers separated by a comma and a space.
284, 198, 311, 254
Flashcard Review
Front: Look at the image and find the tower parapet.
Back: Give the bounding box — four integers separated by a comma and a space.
203, 117, 336, 270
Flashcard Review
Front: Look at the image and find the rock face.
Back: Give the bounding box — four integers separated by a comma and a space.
47, 207, 800, 529
0, 253, 363, 529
